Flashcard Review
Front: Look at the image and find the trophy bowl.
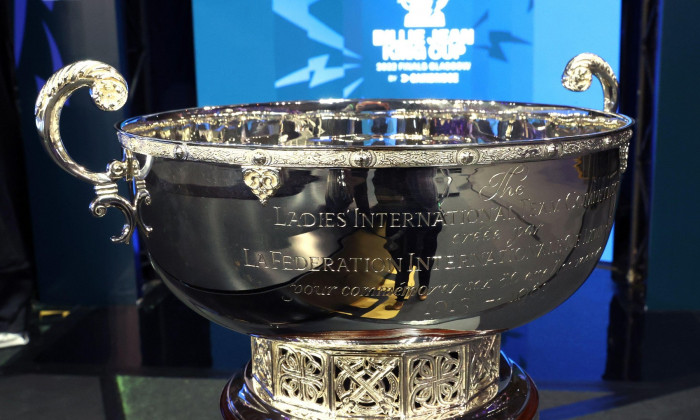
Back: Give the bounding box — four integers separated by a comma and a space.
36, 54, 632, 419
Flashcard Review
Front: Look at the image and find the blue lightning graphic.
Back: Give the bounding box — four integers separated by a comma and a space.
472, 7, 532, 62
272, 0, 360, 59
477, 31, 530, 61
275, 55, 359, 89
343, 77, 364, 98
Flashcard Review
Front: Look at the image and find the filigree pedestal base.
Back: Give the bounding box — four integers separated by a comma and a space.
220, 335, 538, 420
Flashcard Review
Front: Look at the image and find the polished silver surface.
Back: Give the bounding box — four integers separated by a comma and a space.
36, 54, 629, 419
246, 335, 500, 419
562, 53, 619, 113
116, 102, 631, 169
222, 352, 538, 420
148, 148, 623, 335
34, 61, 151, 243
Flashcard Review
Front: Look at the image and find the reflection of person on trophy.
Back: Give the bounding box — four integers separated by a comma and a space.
372, 168, 443, 311
398, 0, 448, 28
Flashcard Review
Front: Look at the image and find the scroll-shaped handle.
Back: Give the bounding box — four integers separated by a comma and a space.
562, 53, 619, 112
35, 60, 151, 244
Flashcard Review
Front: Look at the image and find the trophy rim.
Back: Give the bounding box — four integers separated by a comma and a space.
116, 98, 633, 168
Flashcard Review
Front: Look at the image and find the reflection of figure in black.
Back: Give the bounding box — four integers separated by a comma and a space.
372, 168, 442, 310
324, 169, 369, 214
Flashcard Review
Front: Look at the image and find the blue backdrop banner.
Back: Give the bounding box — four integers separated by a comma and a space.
193, 0, 620, 108
192, 0, 620, 262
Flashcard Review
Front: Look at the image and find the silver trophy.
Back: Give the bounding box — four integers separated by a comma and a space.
36, 53, 632, 419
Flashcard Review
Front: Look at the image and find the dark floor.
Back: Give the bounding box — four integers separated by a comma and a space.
1, 268, 700, 419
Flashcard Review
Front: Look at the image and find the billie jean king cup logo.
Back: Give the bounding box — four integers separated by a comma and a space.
373, 0, 473, 85
399, 0, 449, 28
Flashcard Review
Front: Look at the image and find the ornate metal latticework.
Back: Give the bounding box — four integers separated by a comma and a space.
277, 344, 327, 409
251, 335, 272, 394
466, 335, 500, 411
118, 131, 631, 170
335, 356, 401, 417
407, 347, 466, 416
250, 334, 501, 419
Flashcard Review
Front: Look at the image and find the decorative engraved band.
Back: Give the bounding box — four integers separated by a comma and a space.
119, 130, 632, 170
249, 334, 501, 419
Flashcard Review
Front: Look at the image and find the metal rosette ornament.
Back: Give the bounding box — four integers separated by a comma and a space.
36, 53, 632, 420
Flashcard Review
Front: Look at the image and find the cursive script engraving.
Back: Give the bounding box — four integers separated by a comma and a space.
285, 267, 558, 301
478, 165, 527, 201
451, 226, 502, 244
520, 181, 619, 217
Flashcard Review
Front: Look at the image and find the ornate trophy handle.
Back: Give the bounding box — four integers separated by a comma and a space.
35, 60, 151, 244
562, 53, 619, 112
